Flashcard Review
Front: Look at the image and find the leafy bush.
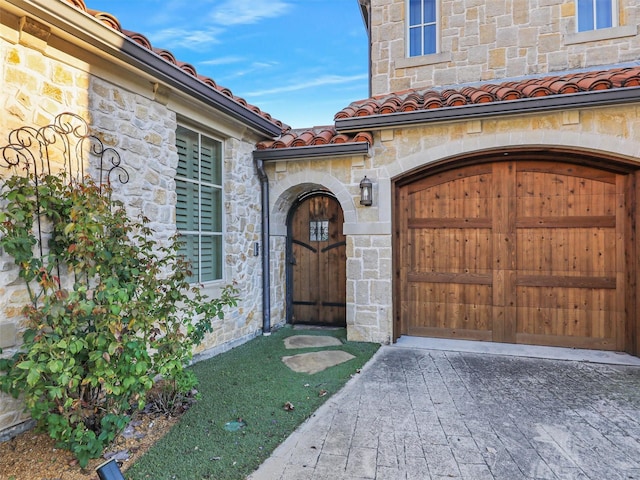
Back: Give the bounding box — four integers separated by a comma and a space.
0, 173, 238, 466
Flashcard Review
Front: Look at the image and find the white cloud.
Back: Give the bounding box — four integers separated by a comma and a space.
247, 74, 369, 97
210, 0, 291, 26
200, 56, 245, 66
148, 27, 223, 49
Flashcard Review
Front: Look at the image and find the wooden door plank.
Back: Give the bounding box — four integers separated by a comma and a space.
627, 172, 639, 355
492, 162, 516, 343
615, 175, 626, 351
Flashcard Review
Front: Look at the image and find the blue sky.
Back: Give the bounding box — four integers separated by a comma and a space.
85, 0, 370, 129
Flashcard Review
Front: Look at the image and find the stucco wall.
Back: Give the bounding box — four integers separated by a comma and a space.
0, 21, 264, 434
370, 0, 640, 95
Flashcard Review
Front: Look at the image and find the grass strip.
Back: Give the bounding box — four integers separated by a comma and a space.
125, 326, 379, 479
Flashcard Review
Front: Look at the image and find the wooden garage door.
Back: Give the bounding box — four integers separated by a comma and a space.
396, 160, 626, 350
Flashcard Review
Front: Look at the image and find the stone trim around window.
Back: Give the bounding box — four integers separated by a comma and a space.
396, 51, 452, 69
565, 25, 637, 45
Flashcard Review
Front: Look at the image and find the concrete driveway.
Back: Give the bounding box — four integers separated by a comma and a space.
248, 339, 640, 480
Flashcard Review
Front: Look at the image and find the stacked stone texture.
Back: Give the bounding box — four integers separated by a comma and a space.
370, 0, 640, 96
0, 36, 263, 432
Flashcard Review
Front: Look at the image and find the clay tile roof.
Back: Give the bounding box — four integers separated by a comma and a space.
197, 75, 218, 89
271, 132, 297, 149
330, 134, 350, 144
441, 89, 468, 106
255, 126, 374, 150
311, 129, 337, 145
520, 84, 553, 97
460, 87, 494, 103
334, 65, 640, 121
334, 106, 358, 119
400, 94, 422, 111
355, 101, 379, 116
176, 61, 197, 77
67, 0, 288, 132
291, 131, 315, 147
422, 91, 444, 109
87, 10, 121, 30
65, 0, 87, 8
379, 97, 403, 114
153, 48, 177, 64
122, 30, 152, 49
609, 68, 640, 87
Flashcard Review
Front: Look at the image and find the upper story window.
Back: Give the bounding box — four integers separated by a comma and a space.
408, 0, 438, 57
576, 0, 617, 32
175, 125, 223, 283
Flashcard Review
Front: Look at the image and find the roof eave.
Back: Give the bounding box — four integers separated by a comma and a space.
253, 142, 370, 162
121, 42, 282, 137
335, 86, 640, 132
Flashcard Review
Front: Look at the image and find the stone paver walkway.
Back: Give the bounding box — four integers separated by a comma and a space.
249, 345, 640, 480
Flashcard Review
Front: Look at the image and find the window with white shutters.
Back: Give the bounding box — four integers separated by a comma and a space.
175, 125, 223, 283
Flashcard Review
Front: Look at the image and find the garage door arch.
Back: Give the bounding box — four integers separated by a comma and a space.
394, 148, 639, 353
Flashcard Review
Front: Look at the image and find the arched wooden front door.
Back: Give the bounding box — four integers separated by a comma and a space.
395, 155, 634, 351
287, 193, 346, 327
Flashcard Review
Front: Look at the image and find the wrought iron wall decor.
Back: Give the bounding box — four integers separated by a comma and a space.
0, 112, 129, 186
0, 112, 129, 260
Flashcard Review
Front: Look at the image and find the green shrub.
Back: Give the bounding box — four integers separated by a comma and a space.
0, 173, 238, 467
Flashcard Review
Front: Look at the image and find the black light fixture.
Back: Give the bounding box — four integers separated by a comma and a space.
359, 176, 373, 206
96, 458, 125, 480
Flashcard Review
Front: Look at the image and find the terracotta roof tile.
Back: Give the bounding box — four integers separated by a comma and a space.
256, 126, 373, 150
271, 132, 297, 149
611, 70, 640, 87
335, 66, 640, 120
87, 9, 121, 30
460, 87, 494, 103
65, 0, 87, 8
68, 0, 288, 132
291, 131, 315, 147
310, 129, 336, 145
442, 89, 468, 106
176, 61, 197, 77
423, 91, 444, 109
329, 134, 350, 144
122, 30, 152, 50
153, 48, 177, 64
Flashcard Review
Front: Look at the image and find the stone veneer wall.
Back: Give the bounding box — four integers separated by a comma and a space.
267, 103, 640, 348
0, 34, 264, 433
370, 0, 640, 95
266, 156, 393, 345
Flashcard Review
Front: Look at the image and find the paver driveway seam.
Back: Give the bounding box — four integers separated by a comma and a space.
248, 345, 640, 480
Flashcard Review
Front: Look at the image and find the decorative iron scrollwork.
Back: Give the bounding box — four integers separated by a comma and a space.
0, 112, 129, 186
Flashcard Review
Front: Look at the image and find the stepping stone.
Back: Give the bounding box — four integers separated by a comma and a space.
282, 350, 355, 374
284, 335, 343, 349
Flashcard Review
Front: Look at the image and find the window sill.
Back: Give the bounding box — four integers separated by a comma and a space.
199, 280, 227, 297
565, 25, 638, 45
396, 51, 452, 69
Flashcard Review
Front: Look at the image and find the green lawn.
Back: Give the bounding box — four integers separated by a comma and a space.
125, 326, 379, 480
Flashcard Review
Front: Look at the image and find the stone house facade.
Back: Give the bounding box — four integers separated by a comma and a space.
257, 0, 640, 355
367, 0, 640, 94
3, 0, 640, 438
0, 0, 283, 435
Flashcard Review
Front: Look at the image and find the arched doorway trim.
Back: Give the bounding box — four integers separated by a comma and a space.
269, 171, 357, 236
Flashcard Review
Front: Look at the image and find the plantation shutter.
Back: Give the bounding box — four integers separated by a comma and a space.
175, 125, 223, 283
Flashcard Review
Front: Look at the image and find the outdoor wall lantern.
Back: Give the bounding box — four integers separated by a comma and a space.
359, 175, 373, 206
96, 459, 125, 480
